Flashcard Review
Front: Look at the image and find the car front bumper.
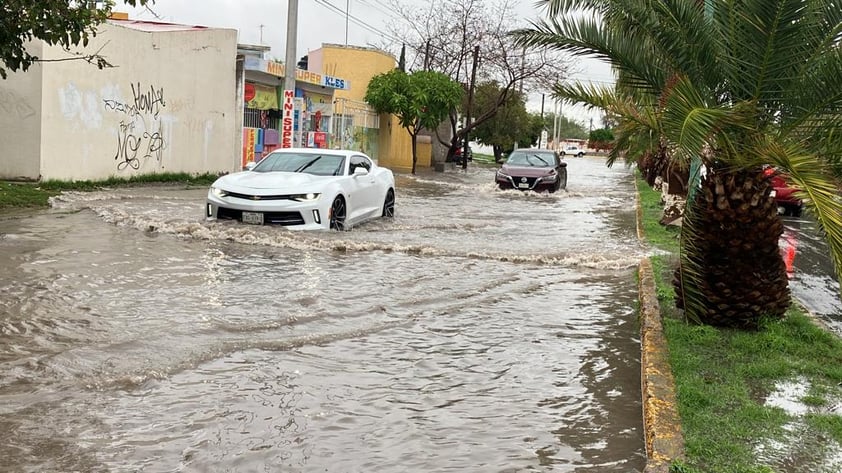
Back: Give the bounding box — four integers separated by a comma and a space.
206, 192, 331, 230
496, 174, 558, 191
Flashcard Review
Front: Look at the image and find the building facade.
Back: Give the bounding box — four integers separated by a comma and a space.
238, 46, 352, 168
309, 44, 432, 173
0, 18, 239, 181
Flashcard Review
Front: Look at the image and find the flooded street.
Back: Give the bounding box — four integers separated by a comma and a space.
0, 157, 649, 472
781, 217, 842, 335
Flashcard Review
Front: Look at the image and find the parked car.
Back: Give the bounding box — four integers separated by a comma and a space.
447, 145, 473, 163
206, 148, 395, 230
560, 145, 585, 157
495, 148, 567, 192
763, 166, 803, 217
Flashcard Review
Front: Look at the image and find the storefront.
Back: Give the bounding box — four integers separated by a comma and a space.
240, 56, 350, 167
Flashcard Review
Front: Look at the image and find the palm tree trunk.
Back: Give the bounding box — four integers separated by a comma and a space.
675, 165, 790, 328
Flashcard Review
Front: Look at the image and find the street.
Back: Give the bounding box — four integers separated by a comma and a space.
1, 157, 649, 471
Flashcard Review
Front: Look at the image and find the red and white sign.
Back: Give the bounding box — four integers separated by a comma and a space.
244, 83, 256, 102
281, 89, 295, 148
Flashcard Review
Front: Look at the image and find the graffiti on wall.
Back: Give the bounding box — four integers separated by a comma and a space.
103, 82, 168, 171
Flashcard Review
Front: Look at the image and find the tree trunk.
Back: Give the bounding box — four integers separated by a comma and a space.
674, 166, 790, 329
410, 132, 417, 174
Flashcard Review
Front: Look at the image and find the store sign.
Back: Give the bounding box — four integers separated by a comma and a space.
246, 83, 278, 110
322, 75, 350, 90
243, 57, 350, 90
244, 83, 256, 102
281, 89, 295, 148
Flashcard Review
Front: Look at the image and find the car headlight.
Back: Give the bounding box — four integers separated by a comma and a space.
291, 193, 321, 202
496, 169, 509, 178
211, 186, 228, 198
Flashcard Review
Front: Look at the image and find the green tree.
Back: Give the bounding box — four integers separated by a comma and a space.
365, 69, 462, 174
0, 0, 152, 79
588, 128, 614, 152
515, 0, 842, 328
470, 82, 532, 161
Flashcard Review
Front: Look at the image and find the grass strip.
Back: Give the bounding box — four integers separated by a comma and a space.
1, 173, 219, 210
473, 153, 497, 165
637, 173, 842, 473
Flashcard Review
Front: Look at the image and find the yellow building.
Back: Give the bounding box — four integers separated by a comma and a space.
308, 44, 431, 173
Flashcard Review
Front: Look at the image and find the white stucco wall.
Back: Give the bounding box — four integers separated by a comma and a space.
0, 42, 43, 180
38, 22, 239, 180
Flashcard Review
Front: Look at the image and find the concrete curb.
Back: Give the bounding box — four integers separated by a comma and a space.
635, 177, 686, 472
639, 259, 685, 472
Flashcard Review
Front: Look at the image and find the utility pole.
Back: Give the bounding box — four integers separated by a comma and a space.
281, 0, 298, 148
284, 0, 298, 93
552, 100, 559, 151
259, 24, 265, 44
463, 45, 479, 170
345, 0, 350, 45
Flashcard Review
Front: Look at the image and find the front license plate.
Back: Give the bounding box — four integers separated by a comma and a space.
518, 182, 530, 189
242, 211, 264, 225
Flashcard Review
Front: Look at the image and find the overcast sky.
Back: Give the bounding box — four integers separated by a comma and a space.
123, 0, 613, 126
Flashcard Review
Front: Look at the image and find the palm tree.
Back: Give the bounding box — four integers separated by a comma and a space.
513, 0, 842, 328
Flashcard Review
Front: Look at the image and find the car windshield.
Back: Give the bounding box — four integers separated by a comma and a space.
506, 151, 555, 167
252, 152, 346, 176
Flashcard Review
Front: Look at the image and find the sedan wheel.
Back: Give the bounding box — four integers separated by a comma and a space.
329, 196, 346, 230
382, 189, 395, 217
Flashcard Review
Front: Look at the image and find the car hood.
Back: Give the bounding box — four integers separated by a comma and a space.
213, 171, 332, 193
500, 164, 555, 177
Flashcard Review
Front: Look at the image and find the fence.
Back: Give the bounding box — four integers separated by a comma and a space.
331, 99, 381, 161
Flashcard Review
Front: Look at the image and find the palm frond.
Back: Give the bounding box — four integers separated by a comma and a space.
758, 139, 842, 290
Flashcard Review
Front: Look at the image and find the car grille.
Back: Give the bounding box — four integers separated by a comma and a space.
216, 207, 305, 226
225, 191, 296, 201
512, 176, 538, 188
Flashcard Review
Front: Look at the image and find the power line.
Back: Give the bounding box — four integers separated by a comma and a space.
313, 0, 403, 44
357, 0, 400, 21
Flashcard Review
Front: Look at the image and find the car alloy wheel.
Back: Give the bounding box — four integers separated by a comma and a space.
382, 189, 395, 218
329, 196, 347, 230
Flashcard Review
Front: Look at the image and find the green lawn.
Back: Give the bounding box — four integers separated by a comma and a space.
637, 173, 842, 473
0, 173, 219, 210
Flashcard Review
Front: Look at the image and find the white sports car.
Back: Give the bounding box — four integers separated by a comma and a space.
206, 148, 395, 230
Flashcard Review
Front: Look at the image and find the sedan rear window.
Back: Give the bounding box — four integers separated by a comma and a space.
507, 151, 556, 167
253, 152, 346, 176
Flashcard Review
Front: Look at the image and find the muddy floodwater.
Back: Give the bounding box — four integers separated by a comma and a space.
0, 158, 649, 472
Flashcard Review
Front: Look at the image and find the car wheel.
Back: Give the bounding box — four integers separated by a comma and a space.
329, 196, 347, 230
382, 188, 395, 217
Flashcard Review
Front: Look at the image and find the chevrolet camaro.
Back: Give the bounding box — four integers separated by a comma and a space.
206, 148, 395, 230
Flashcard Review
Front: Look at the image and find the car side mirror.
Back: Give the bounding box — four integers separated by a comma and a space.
353, 167, 369, 176
559, 162, 567, 167
244, 161, 256, 171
